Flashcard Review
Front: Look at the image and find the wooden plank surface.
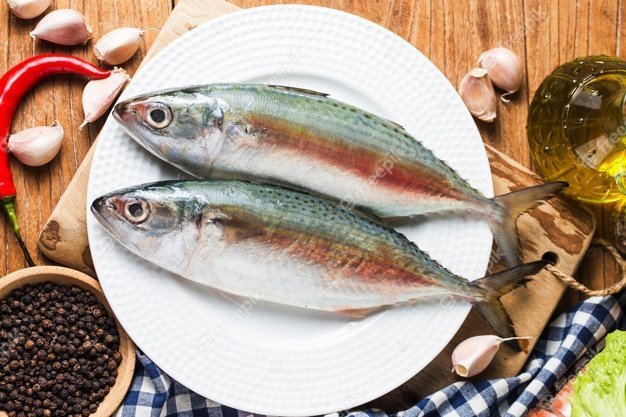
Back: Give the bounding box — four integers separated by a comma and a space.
0, 0, 172, 272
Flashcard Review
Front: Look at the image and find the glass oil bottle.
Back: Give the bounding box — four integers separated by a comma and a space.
528, 55, 626, 203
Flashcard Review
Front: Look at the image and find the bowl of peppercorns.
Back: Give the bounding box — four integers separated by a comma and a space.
0, 266, 135, 417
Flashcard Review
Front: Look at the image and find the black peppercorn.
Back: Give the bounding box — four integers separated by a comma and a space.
0, 283, 121, 417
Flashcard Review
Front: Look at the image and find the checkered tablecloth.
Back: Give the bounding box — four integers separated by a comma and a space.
115, 291, 625, 417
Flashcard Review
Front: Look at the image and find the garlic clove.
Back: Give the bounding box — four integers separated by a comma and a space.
94, 27, 145, 65
7, 0, 51, 19
30, 9, 92, 46
451, 335, 501, 378
478, 47, 523, 97
458, 67, 498, 122
451, 335, 532, 378
9, 121, 64, 167
81, 68, 131, 128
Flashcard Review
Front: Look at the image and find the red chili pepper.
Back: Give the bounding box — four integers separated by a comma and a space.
0, 54, 111, 266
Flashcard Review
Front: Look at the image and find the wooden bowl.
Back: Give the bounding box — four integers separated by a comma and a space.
0, 266, 136, 417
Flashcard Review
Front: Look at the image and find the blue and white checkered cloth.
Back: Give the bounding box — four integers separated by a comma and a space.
115, 291, 625, 417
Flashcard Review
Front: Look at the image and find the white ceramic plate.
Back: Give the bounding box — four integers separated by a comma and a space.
87, 5, 493, 416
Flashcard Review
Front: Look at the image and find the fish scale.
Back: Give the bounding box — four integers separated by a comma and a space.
215, 181, 438, 272
231, 85, 465, 188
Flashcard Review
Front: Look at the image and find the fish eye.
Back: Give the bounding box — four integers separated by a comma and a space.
124, 200, 150, 224
146, 104, 172, 129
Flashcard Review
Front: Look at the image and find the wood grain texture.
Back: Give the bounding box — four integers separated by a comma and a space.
0, 0, 171, 272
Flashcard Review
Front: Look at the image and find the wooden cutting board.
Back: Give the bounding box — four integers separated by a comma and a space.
37, 0, 596, 411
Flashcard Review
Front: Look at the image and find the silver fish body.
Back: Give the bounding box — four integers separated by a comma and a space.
92, 179, 546, 342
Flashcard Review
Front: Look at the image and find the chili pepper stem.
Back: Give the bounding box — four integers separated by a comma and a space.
1, 196, 35, 267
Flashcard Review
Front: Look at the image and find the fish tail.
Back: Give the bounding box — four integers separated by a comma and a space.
486, 181, 568, 267
471, 260, 548, 350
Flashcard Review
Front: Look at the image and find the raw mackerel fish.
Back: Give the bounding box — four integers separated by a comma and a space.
92, 180, 546, 343
113, 84, 566, 267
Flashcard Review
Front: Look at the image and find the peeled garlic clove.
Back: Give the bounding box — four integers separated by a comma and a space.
451, 335, 532, 378
478, 47, 523, 97
9, 121, 64, 167
7, 0, 51, 19
30, 9, 92, 46
94, 27, 144, 65
458, 67, 497, 122
81, 68, 130, 128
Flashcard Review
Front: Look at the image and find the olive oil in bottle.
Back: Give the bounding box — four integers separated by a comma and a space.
528, 55, 626, 203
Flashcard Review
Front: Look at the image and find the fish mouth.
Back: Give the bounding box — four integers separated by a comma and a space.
113, 99, 142, 128
91, 195, 125, 243
114, 96, 156, 122
113, 100, 139, 133
91, 196, 113, 227
113, 99, 158, 152
112, 101, 129, 123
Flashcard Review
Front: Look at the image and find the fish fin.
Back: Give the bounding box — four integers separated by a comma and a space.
472, 260, 548, 351
474, 300, 521, 351
268, 85, 330, 97
217, 219, 265, 244
488, 182, 568, 266
216, 290, 249, 305
473, 260, 547, 296
266, 85, 409, 131
336, 307, 382, 318
379, 116, 407, 132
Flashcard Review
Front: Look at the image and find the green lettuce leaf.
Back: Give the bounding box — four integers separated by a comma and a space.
570, 329, 626, 417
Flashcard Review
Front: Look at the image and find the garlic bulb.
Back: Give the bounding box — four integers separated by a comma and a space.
458, 67, 497, 122
30, 9, 92, 46
9, 121, 64, 167
7, 0, 51, 19
451, 335, 532, 378
94, 27, 145, 65
81, 68, 130, 128
478, 47, 523, 99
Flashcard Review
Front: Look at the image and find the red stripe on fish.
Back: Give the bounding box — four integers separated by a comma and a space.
224, 215, 434, 289
283, 236, 432, 289
247, 116, 465, 202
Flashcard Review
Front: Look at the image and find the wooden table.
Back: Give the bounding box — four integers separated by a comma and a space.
0, 0, 621, 393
